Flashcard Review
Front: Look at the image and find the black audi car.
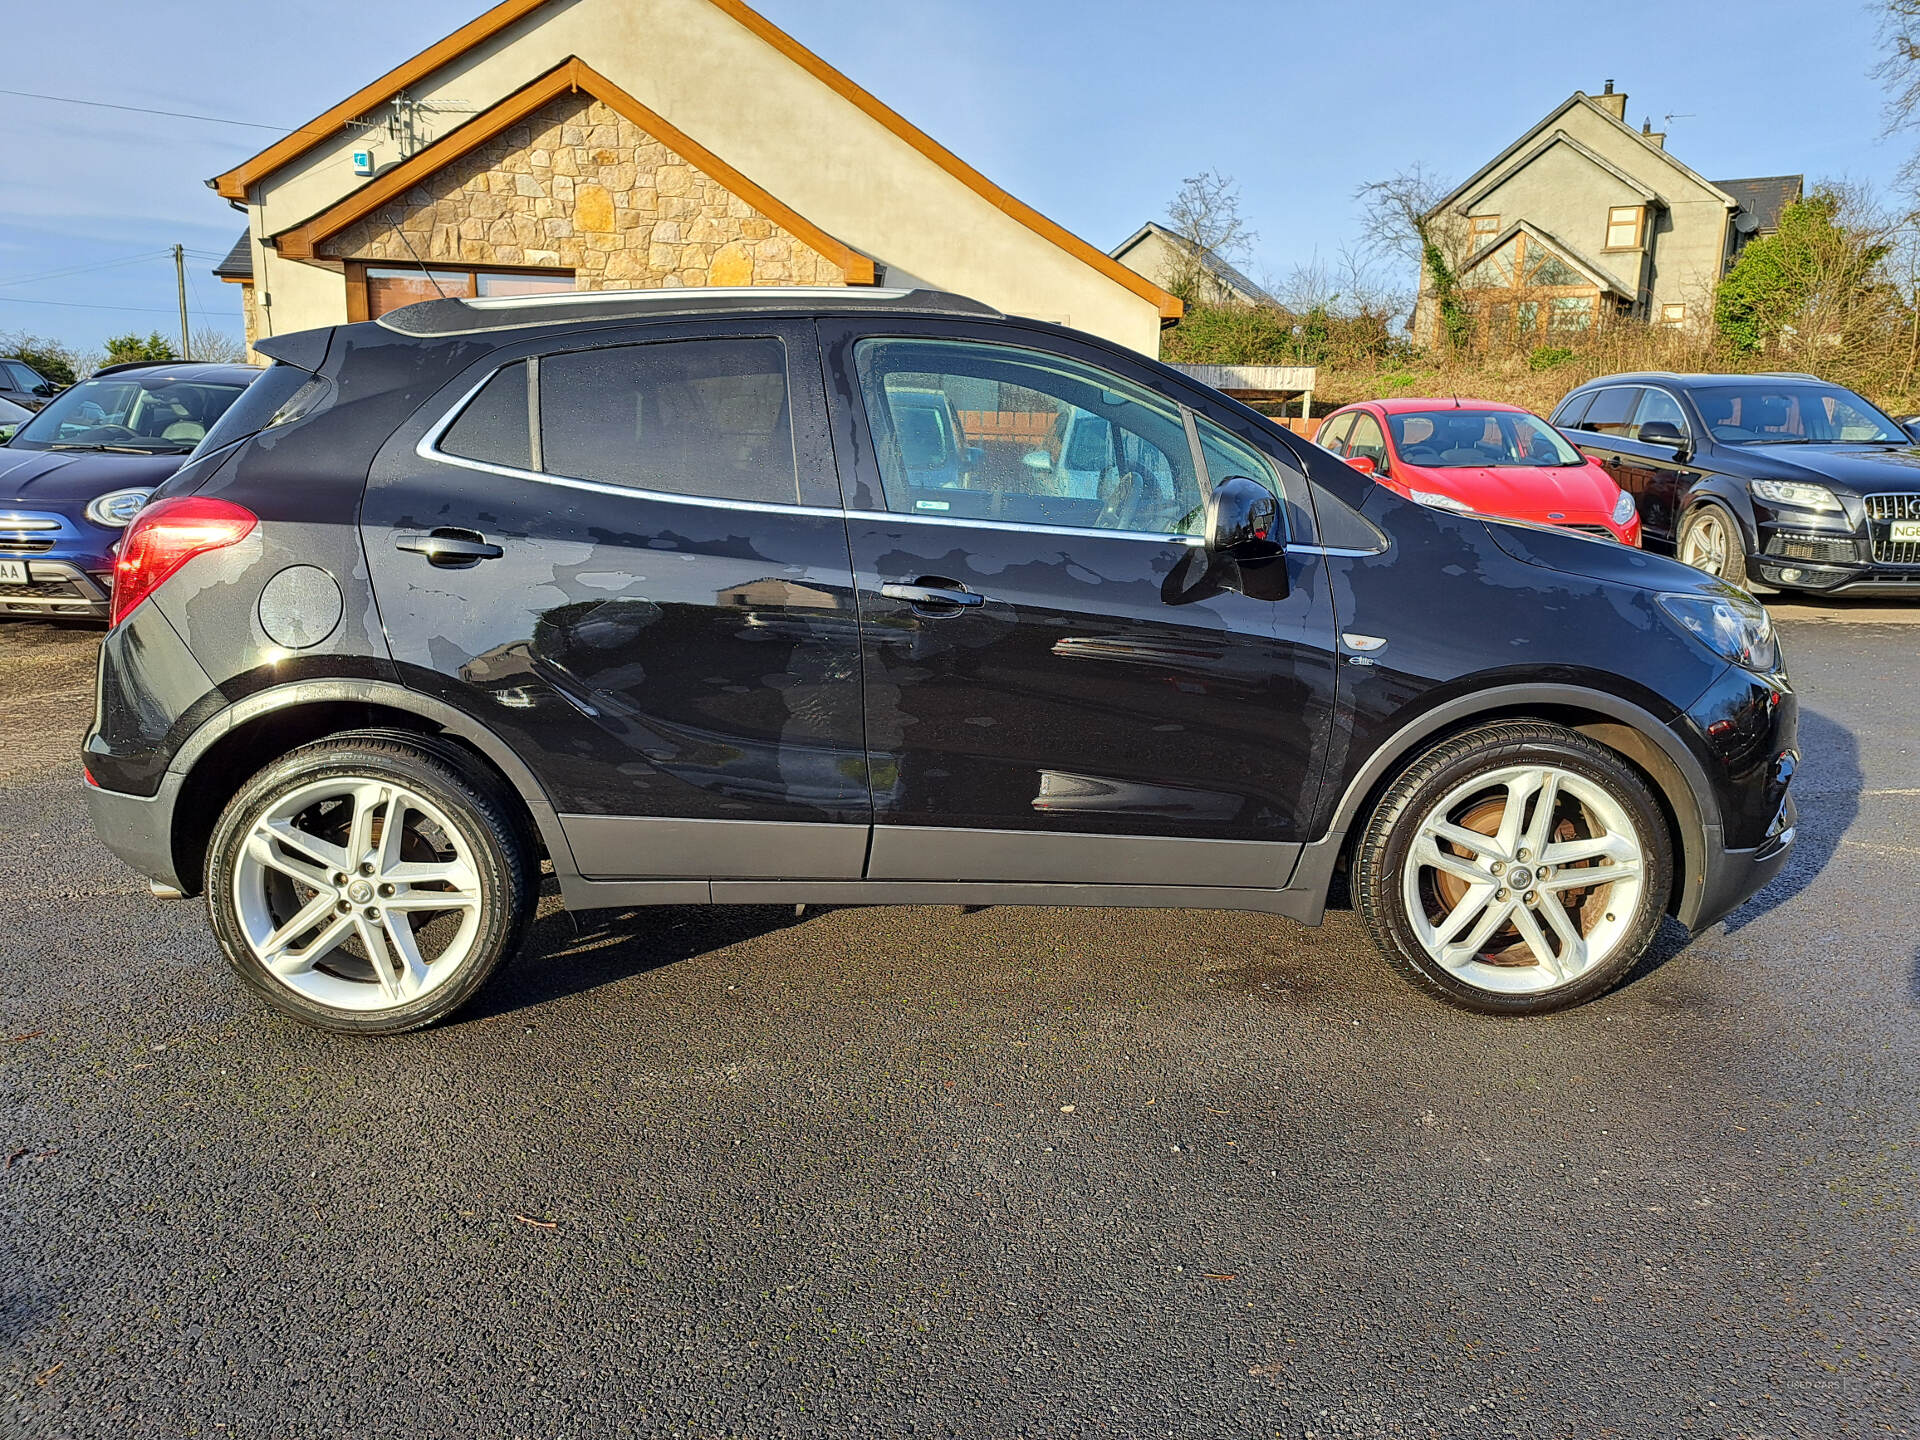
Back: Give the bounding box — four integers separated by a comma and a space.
81, 288, 1797, 1033
1550, 372, 1920, 595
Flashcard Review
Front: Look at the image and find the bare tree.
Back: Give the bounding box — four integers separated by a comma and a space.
1164, 170, 1257, 304
1355, 165, 1469, 348
188, 329, 249, 364
1875, 1, 1920, 196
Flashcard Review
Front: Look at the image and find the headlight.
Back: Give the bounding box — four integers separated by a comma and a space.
84, 487, 155, 528
1657, 590, 1778, 672
1750, 478, 1842, 513
1611, 489, 1636, 525
1409, 489, 1476, 514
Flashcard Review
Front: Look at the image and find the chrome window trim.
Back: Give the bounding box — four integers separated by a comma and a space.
416, 364, 845, 520
418, 370, 1211, 543
843, 507, 1206, 547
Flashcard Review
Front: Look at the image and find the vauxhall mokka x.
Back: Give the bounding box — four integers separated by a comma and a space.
83, 288, 1798, 1032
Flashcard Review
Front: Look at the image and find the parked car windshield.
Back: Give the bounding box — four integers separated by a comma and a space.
1694, 382, 1905, 445
11, 372, 250, 454
1386, 409, 1584, 468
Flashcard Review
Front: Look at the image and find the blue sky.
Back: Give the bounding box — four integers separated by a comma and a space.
0, 0, 1904, 352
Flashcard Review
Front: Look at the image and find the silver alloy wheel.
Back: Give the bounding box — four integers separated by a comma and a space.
232, 776, 485, 1013
1679, 509, 1731, 576
1402, 764, 1646, 995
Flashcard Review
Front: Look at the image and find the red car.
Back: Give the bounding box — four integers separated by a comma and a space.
1314, 398, 1642, 546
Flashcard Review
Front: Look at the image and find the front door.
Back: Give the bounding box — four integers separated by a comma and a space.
362, 319, 869, 881
821, 321, 1338, 890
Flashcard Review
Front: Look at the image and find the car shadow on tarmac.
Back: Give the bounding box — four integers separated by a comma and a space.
1719, 704, 1857, 935
458, 890, 815, 1023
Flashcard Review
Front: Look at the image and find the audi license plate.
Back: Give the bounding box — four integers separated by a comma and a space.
1892, 520, 1920, 543
0, 560, 27, 585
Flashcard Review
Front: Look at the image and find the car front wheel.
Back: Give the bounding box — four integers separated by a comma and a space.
1676, 501, 1750, 589
205, 732, 535, 1034
1354, 721, 1673, 1015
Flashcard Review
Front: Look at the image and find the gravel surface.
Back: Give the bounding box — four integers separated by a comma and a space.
1, 615, 1914, 1438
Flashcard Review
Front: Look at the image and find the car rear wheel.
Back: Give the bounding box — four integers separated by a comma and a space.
205, 732, 535, 1034
1354, 721, 1672, 1015
1676, 501, 1749, 589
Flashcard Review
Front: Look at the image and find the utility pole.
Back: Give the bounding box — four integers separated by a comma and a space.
173, 244, 191, 361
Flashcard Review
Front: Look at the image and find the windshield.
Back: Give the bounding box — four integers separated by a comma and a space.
1387, 409, 1584, 468
11, 372, 251, 454
1694, 382, 1905, 444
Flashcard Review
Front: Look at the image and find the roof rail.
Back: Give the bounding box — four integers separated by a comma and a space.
374, 286, 1004, 338
90, 359, 180, 377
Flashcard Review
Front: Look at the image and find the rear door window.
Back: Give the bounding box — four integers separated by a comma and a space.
1576, 387, 1642, 437
1316, 412, 1355, 455
540, 337, 801, 506
440, 361, 532, 470
1549, 391, 1592, 428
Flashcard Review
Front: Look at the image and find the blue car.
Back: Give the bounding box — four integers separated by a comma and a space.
0, 361, 260, 620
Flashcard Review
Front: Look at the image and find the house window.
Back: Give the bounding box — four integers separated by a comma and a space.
361, 265, 574, 319
1469, 214, 1501, 245
1660, 303, 1687, 325
1459, 232, 1607, 344
1605, 206, 1645, 251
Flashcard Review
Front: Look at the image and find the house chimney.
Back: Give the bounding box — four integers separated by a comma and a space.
1642, 116, 1666, 149
1595, 79, 1627, 121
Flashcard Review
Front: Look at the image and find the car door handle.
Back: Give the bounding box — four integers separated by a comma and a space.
395, 530, 504, 566
881, 581, 984, 609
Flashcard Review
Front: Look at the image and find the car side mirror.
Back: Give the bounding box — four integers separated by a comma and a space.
1903, 422, 1920, 446
1345, 454, 1378, 477
1638, 421, 1692, 461
1203, 475, 1290, 601
33, 383, 56, 397
1021, 449, 1053, 472
1206, 476, 1278, 552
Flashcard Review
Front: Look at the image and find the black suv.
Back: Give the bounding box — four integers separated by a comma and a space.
0, 356, 61, 412
83, 288, 1798, 1032
1551, 372, 1920, 595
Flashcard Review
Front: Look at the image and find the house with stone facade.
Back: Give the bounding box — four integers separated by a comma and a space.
209, 0, 1179, 356
1414, 82, 1801, 345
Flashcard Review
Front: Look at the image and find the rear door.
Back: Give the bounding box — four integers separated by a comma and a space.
1563, 385, 1657, 522
820, 318, 1338, 890
362, 318, 870, 882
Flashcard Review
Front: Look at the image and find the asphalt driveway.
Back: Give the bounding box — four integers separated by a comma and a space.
2, 610, 1915, 1438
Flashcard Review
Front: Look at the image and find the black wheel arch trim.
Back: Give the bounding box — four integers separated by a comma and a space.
163, 678, 579, 880
1321, 682, 1723, 925
1679, 474, 1760, 553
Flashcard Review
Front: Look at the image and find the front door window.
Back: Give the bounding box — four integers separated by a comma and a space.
853, 338, 1205, 536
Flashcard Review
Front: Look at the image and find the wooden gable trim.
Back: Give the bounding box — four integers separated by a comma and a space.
704, 0, 1182, 320
271, 57, 877, 284
211, 0, 553, 201
212, 0, 1180, 320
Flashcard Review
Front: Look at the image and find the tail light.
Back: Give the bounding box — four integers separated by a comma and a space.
110, 496, 257, 626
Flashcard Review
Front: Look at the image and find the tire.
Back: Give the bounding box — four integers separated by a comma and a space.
1353, 721, 1673, 1016
204, 731, 536, 1034
1676, 501, 1750, 589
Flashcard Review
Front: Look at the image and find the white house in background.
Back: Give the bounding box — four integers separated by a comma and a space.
1110, 222, 1277, 307
207, 0, 1180, 356
1417, 81, 1802, 344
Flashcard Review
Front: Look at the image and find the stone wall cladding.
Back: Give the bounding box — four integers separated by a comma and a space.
321, 94, 847, 289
